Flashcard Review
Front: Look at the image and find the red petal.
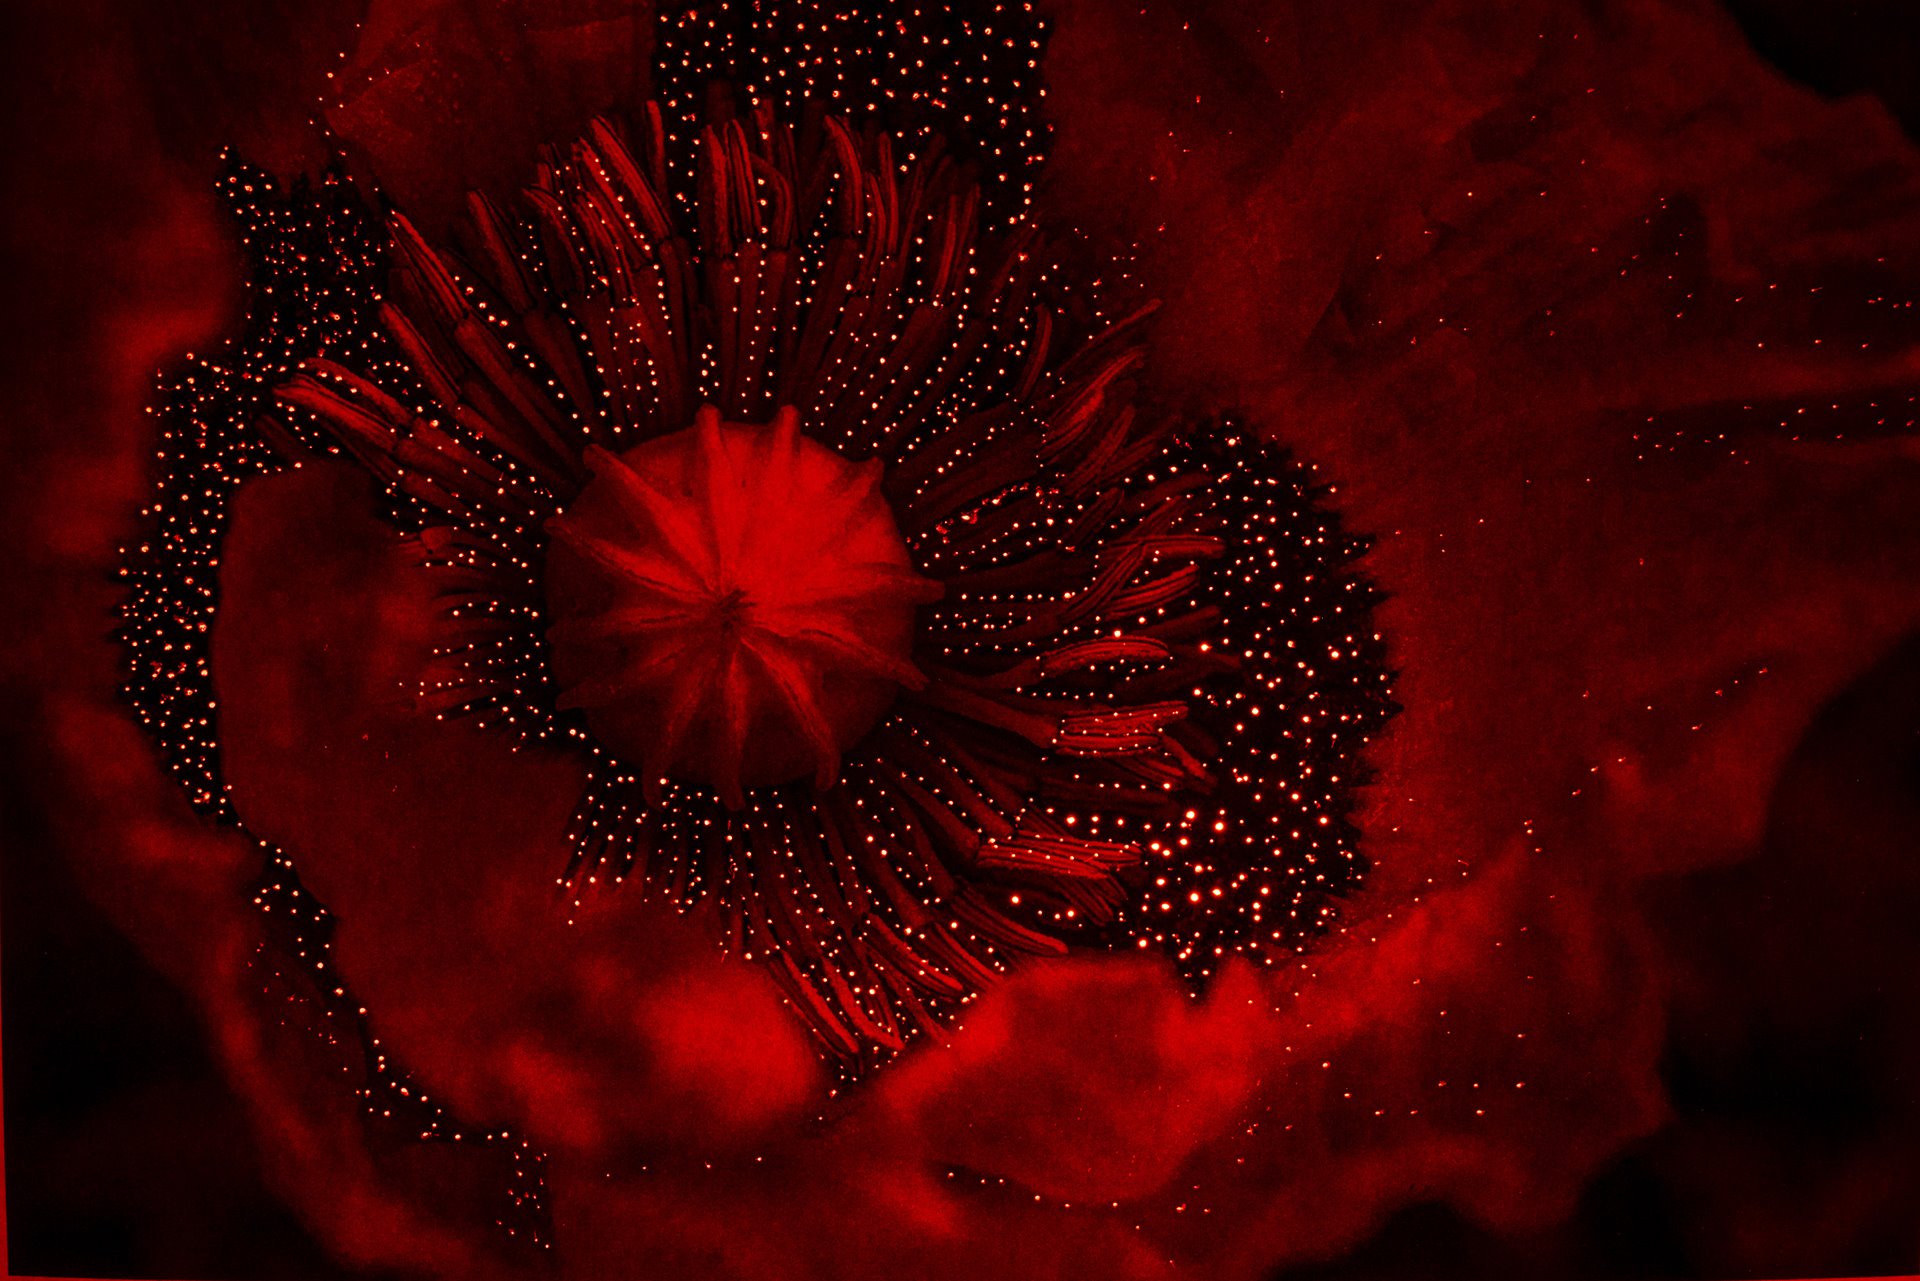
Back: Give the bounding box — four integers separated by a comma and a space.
212, 460, 823, 1156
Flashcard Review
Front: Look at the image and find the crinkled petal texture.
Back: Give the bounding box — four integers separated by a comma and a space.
19, 0, 1920, 1277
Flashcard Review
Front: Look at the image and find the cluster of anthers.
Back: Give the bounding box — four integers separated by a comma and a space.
164, 101, 1389, 1069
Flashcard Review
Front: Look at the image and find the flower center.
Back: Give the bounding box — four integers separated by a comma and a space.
543, 405, 941, 808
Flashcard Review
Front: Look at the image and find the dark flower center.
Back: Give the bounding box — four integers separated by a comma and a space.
543, 404, 941, 807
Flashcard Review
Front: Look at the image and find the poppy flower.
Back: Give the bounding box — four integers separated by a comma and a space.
8, 0, 1920, 1278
